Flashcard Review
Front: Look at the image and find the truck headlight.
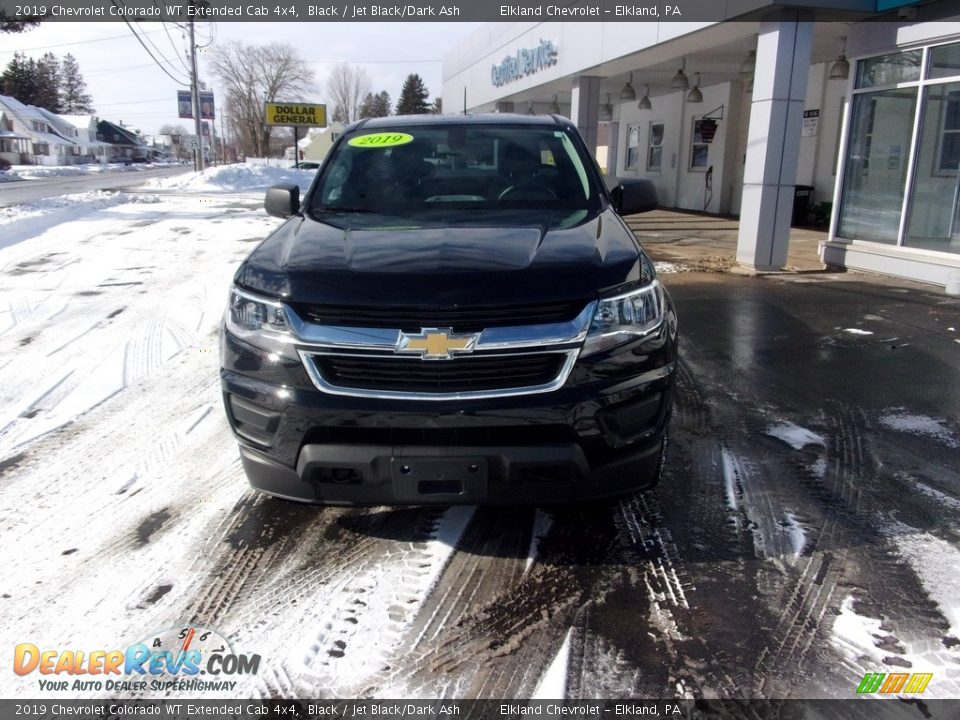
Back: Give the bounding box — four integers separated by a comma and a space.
225, 286, 296, 358
581, 280, 664, 356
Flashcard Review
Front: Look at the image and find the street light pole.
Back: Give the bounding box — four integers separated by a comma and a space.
189, 7, 205, 172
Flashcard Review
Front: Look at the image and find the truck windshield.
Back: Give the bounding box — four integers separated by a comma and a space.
308, 123, 601, 228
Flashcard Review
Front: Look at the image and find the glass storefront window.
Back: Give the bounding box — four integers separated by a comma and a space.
856, 50, 922, 89
905, 81, 960, 254
837, 88, 917, 243
929, 42, 960, 80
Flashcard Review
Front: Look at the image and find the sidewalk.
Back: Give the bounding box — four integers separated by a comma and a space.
624, 209, 827, 273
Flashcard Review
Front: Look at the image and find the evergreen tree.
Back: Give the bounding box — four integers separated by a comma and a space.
59, 54, 93, 113
0, 52, 40, 105
359, 90, 391, 118
35, 52, 60, 112
432, 97, 443, 114
0, 13, 41, 33
395, 74, 430, 115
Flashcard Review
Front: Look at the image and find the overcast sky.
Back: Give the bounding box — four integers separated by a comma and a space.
0, 21, 481, 135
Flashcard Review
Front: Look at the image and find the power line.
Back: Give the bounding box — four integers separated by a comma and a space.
0, 27, 170, 55
159, 20, 192, 74
85, 62, 158, 76
136, 18, 192, 76
95, 96, 172, 106
314, 58, 443, 64
109, 0, 191, 86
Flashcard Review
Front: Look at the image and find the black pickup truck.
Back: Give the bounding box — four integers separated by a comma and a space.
220, 114, 677, 504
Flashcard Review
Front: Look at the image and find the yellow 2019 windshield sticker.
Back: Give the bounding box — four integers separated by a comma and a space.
348, 132, 414, 148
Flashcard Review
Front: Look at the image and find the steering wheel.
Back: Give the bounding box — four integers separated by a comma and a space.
498, 182, 559, 202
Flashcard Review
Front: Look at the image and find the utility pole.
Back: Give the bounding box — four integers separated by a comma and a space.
220, 112, 227, 164
189, 6, 205, 172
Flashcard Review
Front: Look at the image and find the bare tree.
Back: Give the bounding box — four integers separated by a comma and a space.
208, 41, 316, 158
326, 63, 371, 124
159, 123, 190, 161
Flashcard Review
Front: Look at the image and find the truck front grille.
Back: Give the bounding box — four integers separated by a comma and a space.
314, 353, 566, 394
291, 300, 585, 332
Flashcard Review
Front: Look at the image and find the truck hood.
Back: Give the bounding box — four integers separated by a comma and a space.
238, 210, 648, 307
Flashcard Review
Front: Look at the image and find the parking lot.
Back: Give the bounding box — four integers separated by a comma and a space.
1, 191, 959, 700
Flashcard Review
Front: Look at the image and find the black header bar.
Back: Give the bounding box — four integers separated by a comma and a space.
0, 0, 907, 23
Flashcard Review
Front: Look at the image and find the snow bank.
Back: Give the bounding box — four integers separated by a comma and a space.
0, 191, 159, 251
7, 162, 180, 179
147, 163, 313, 193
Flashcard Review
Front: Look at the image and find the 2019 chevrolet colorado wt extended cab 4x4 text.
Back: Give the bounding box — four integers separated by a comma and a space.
220, 113, 677, 504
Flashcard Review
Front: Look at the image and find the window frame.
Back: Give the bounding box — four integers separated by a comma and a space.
688, 119, 710, 172
647, 121, 664, 172
625, 123, 642, 169
833, 38, 960, 249
933, 86, 960, 177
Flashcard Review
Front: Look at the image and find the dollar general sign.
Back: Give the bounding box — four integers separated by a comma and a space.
264, 102, 326, 128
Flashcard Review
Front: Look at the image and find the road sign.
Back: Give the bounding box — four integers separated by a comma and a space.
264, 102, 326, 128
184, 135, 201, 150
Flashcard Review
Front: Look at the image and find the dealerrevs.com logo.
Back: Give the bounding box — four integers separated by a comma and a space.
14, 626, 261, 693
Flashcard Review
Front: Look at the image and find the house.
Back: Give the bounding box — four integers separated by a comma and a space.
58, 114, 114, 164
97, 119, 147, 163
0, 94, 81, 166
0, 106, 31, 167
299, 122, 344, 163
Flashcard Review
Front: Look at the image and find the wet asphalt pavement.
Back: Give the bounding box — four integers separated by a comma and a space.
356, 269, 960, 700
235, 270, 960, 700
3, 194, 960, 704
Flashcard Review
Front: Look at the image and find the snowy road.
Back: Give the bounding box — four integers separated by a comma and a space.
0, 166, 189, 207
1, 187, 960, 703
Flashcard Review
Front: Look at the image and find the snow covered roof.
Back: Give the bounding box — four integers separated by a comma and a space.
59, 114, 98, 129
31, 130, 80, 146
36, 107, 80, 137
0, 128, 30, 139
0, 94, 50, 124
0, 95, 81, 146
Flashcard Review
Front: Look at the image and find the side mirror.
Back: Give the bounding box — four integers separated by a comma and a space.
265, 184, 300, 218
609, 177, 658, 215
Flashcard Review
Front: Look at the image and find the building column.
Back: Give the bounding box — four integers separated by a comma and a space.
607, 121, 620, 175
570, 76, 602, 156
736, 12, 813, 270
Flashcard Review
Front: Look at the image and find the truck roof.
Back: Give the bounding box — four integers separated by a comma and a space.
352, 113, 571, 130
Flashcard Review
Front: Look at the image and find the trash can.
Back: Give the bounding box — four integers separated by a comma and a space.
792, 185, 814, 226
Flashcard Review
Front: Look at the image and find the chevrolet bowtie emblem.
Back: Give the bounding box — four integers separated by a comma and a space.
396, 328, 480, 360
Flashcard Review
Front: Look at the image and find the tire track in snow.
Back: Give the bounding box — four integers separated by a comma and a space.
234, 506, 474, 699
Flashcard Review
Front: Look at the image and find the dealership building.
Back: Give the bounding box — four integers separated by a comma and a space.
442, 3, 960, 287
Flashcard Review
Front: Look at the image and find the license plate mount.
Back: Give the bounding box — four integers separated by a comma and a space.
391, 456, 488, 501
